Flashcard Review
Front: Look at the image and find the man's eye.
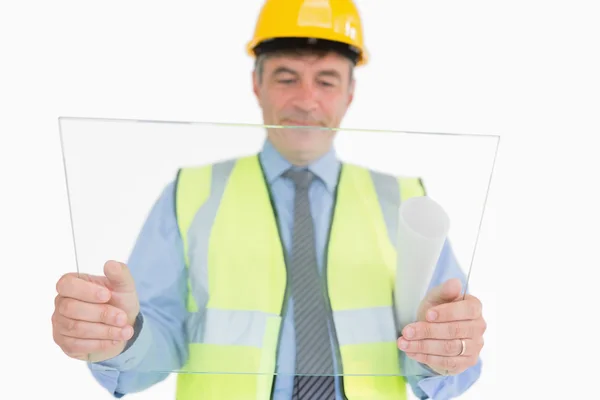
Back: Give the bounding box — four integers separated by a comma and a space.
277, 79, 296, 84
319, 81, 334, 87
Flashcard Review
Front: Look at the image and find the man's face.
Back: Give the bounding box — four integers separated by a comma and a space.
253, 51, 355, 165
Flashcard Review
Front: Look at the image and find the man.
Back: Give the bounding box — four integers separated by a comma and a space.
52, 1, 486, 399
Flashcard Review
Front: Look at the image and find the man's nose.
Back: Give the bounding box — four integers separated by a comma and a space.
293, 83, 319, 112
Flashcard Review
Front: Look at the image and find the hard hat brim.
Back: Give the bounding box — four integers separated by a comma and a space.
249, 37, 364, 66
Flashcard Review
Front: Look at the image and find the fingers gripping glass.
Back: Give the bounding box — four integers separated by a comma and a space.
58, 117, 499, 379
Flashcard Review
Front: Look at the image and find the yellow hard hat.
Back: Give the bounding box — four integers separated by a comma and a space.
246, 0, 368, 66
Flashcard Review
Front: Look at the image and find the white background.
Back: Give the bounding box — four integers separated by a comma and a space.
1, 1, 598, 399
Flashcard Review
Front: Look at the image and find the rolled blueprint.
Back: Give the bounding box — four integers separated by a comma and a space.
394, 196, 450, 332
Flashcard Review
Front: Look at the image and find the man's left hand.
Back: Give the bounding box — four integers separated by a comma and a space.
397, 278, 486, 376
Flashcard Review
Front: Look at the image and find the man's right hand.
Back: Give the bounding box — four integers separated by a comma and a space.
52, 260, 141, 363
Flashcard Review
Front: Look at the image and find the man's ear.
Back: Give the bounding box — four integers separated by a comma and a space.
252, 70, 259, 96
347, 77, 356, 107
252, 69, 262, 107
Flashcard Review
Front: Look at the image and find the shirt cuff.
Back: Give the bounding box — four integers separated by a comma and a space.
416, 374, 453, 399
403, 355, 450, 398
89, 312, 152, 372
411, 358, 482, 399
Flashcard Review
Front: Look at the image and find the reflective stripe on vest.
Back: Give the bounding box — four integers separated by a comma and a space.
174, 155, 425, 400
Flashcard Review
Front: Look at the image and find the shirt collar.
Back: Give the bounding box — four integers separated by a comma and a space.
258, 139, 340, 193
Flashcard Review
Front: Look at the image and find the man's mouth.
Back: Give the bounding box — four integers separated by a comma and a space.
282, 120, 322, 127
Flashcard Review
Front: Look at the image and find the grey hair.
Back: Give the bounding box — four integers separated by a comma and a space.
254, 53, 269, 84
254, 49, 354, 85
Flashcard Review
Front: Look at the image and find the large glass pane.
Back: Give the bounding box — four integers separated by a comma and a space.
58, 116, 498, 378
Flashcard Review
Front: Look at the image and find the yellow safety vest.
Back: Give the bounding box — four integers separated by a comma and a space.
173, 154, 425, 400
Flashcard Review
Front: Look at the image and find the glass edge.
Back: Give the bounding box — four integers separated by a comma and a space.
56, 115, 502, 139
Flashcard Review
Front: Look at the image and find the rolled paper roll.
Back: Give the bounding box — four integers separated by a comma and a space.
394, 196, 450, 332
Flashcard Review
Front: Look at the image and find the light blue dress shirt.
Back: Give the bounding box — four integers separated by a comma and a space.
89, 140, 482, 399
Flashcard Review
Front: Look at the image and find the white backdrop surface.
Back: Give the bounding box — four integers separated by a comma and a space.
1, 1, 599, 399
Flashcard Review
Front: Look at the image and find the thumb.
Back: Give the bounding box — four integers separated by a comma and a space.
104, 260, 136, 293
424, 278, 463, 307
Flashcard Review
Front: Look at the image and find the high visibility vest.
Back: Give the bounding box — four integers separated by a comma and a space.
173, 154, 425, 400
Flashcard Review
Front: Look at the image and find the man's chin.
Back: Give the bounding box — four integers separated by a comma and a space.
281, 126, 328, 140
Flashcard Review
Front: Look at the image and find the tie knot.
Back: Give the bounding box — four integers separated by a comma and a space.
283, 168, 314, 189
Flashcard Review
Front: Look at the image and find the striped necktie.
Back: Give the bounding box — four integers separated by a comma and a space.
283, 168, 336, 400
